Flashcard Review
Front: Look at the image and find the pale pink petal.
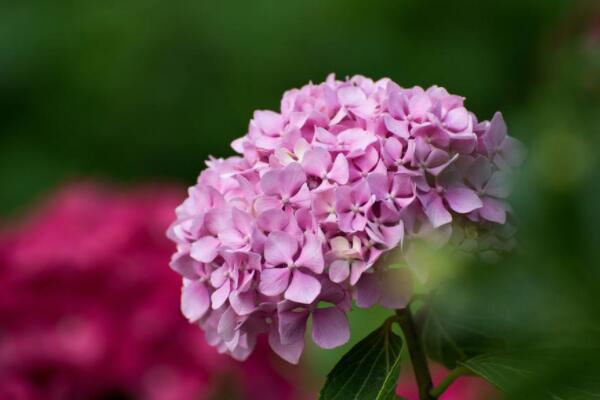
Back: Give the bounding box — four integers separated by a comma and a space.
260, 169, 282, 196
256, 208, 289, 232
445, 187, 483, 213
280, 163, 307, 197
367, 173, 389, 200
422, 194, 452, 228
254, 195, 282, 214
335, 186, 353, 212
329, 260, 350, 283
295, 234, 324, 274
301, 148, 331, 178
264, 231, 298, 266
284, 270, 321, 304
211, 280, 231, 309
289, 183, 312, 208
311, 307, 350, 349
258, 268, 291, 296
350, 260, 369, 285
229, 290, 256, 316
170, 253, 200, 279
384, 115, 410, 138
328, 154, 350, 184
181, 280, 210, 322
254, 110, 283, 135
190, 236, 220, 263
445, 107, 469, 131
338, 85, 367, 107
408, 92, 432, 119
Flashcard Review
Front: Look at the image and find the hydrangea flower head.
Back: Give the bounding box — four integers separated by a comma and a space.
168, 74, 525, 364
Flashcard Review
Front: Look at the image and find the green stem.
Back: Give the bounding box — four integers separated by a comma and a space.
429, 366, 469, 398
396, 307, 435, 400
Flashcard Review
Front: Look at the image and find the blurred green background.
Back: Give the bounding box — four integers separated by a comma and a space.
1, 0, 599, 397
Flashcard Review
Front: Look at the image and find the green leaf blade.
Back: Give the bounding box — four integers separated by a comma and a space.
319, 319, 405, 400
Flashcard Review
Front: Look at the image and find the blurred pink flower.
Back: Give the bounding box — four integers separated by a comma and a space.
0, 183, 309, 400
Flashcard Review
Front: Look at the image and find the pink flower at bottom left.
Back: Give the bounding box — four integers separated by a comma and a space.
0, 182, 311, 400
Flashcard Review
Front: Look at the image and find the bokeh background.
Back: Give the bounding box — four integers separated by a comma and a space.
1, 0, 599, 398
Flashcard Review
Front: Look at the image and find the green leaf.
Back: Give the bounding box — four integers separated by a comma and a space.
319, 318, 405, 400
460, 350, 600, 400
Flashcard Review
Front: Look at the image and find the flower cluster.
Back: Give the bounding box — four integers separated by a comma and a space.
168, 74, 525, 363
0, 183, 307, 400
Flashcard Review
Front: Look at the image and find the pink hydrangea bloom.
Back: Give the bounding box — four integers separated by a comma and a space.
0, 183, 309, 400
168, 74, 525, 363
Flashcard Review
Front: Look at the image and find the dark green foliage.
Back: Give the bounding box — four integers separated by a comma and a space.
319, 319, 405, 400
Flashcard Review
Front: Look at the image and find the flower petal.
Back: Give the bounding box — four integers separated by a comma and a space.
264, 231, 298, 266
190, 236, 220, 263
278, 309, 309, 345
329, 260, 350, 283
445, 187, 483, 214
258, 268, 291, 296
284, 270, 321, 304
181, 280, 210, 322
295, 234, 324, 274
311, 307, 350, 349
269, 324, 304, 364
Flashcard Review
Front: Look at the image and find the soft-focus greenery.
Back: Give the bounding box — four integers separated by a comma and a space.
2, 0, 599, 397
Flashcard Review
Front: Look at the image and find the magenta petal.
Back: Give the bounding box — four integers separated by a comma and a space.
284, 270, 321, 304
181, 280, 210, 322
445, 187, 483, 213
269, 325, 304, 364
258, 268, 291, 296
311, 307, 350, 349
190, 236, 220, 263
